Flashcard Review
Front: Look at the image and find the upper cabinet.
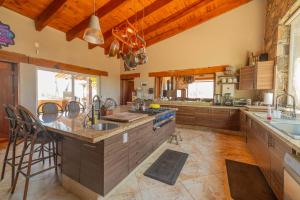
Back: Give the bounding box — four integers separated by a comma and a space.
239, 61, 274, 90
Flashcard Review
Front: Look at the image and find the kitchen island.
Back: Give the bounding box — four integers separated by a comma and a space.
39, 106, 176, 198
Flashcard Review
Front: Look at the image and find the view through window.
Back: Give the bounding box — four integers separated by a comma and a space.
37, 69, 98, 109
187, 80, 214, 99
289, 14, 300, 108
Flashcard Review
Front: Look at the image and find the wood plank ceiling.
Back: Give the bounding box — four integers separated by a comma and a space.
1, 0, 252, 54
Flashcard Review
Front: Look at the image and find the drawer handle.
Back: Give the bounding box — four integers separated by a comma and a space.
83, 143, 97, 149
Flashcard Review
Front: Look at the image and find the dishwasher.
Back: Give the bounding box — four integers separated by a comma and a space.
284, 153, 300, 200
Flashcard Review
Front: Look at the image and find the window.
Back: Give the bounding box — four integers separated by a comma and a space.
37, 69, 99, 108
289, 14, 300, 108
187, 80, 214, 99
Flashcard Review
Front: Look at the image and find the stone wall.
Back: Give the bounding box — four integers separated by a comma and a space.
264, 0, 297, 97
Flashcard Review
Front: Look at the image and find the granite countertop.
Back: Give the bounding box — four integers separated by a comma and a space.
39, 106, 155, 143
242, 110, 300, 153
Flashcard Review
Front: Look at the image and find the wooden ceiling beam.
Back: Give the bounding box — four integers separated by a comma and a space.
143, 0, 212, 37
35, 0, 67, 31
93, 0, 174, 50
0, 0, 6, 6
146, 0, 252, 46
28, 57, 108, 76
66, 0, 126, 42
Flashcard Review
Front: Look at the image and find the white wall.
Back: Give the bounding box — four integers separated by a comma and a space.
0, 7, 120, 110
122, 0, 266, 98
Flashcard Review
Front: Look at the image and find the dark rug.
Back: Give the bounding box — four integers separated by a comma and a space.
226, 159, 277, 200
144, 149, 188, 185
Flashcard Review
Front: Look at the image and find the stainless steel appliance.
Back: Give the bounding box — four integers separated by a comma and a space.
214, 94, 222, 105
284, 153, 300, 200
129, 108, 176, 129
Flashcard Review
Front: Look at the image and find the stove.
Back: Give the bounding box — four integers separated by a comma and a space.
129, 108, 176, 129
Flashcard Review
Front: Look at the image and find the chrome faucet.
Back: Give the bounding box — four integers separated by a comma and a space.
275, 93, 297, 120
82, 102, 97, 128
93, 95, 102, 120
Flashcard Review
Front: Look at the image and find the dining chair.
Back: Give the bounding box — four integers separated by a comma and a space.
37, 102, 63, 115
1, 105, 22, 187
11, 105, 58, 200
65, 101, 85, 113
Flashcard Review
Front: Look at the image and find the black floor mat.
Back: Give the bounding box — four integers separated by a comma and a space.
226, 159, 277, 200
144, 149, 188, 185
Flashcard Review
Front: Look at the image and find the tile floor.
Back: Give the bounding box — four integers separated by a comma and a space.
0, 127, 255, 200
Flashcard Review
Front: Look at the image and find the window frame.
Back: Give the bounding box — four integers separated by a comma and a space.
288, 14, 300, 109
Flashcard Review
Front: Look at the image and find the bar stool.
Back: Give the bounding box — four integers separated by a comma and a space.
1, 105, 22, 187
65, 101, 85, 113
37, 102, 63, 165
37, 102, 63, 115
169, 130, 183, 145
11, 105, 58, 200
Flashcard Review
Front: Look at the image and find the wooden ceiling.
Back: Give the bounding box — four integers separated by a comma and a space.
1, 0, 252, 53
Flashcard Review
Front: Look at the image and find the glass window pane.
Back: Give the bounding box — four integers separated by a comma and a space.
187, 80, 214, 99
290, 15, 300, 108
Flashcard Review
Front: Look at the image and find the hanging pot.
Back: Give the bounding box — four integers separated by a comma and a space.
108, 39, 120, 57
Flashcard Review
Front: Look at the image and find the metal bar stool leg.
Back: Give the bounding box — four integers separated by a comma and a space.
23, 138, 36, 200
52, 141, 57, 173
1, 135, 12, 180
11, 138, 28, 194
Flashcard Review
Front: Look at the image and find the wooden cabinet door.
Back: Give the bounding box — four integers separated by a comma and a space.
269, 135, 292, 200
240, 111, 247, 137
239, 66, 255, 90
255, 61, 274, 90
129, 122, 154, 171
80, 142, 104, 195
62, 137, 81, 182
104, 132, 129, 195
210, 108, 231, 129
251, 121, 271, 182
194, 107, 211, 127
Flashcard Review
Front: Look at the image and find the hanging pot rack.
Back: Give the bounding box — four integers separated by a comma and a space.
111, 20, 146, 52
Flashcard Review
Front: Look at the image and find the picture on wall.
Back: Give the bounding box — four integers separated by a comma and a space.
0, 21, 15, 48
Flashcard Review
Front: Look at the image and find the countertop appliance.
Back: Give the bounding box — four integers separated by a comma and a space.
284, 153, 300, 200
214, 94, 222, 105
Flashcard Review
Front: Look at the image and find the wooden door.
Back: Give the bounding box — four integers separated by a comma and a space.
120, 79, 134, 105
0, 62, 18, 141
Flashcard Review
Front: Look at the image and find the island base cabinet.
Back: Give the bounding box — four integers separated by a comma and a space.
62, 137, 81, 182
246, 117, 293, 200
104, 133, 129, 195
61, 120, 175, 197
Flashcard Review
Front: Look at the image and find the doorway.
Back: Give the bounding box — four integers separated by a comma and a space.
120, 79, 135, 105
0, 62, 18, 142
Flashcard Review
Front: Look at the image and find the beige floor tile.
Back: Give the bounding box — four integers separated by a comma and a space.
0, 127, 254, 200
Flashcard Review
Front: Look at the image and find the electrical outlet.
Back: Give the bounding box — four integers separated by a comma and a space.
123, 132, 128, 143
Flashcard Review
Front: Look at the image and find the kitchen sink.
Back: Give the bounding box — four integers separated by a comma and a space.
92, 123, 119, 131
269, 122, 300, 140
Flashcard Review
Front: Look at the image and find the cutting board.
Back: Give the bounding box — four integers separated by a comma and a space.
102, 112, 148, 122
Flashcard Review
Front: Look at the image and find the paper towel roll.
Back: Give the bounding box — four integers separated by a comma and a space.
264, 93, 273, 105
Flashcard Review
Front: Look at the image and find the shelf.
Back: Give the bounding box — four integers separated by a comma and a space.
218, 82, 239, 85
217, 75, 238, 78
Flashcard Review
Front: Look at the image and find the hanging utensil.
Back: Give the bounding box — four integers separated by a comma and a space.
109, 39, 120, 57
